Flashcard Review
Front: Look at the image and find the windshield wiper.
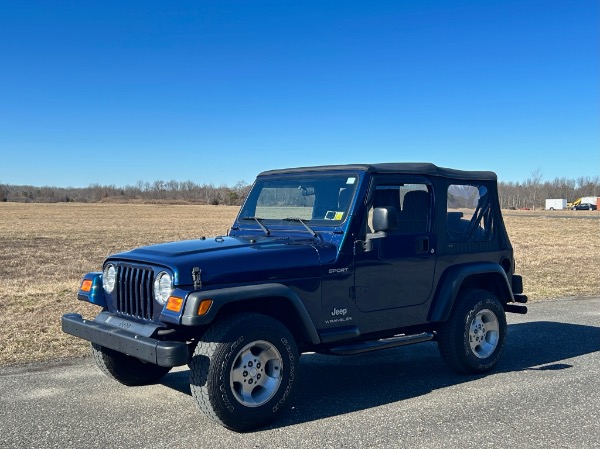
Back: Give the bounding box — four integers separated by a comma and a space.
283, 217, 318, 238
241, 216, 270, 236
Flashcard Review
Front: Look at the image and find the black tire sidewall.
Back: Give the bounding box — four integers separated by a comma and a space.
204, 316, 298, 430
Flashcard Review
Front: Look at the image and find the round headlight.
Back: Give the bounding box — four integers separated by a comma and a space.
154, 271, 173, 305
103, 264, 116, 293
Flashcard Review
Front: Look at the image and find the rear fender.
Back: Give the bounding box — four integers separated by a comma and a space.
428, 263, 513, 322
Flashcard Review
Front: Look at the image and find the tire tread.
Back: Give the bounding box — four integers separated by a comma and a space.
91, 343, 171, 386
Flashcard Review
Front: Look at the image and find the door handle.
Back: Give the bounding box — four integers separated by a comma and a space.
416, 236, 430, 253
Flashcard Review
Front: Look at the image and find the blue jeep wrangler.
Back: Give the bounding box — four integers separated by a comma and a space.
62, 163, 527, 431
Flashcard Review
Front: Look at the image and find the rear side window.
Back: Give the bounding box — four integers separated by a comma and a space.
447, 184, 495, 242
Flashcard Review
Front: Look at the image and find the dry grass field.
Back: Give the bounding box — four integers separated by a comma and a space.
0, 203, 598, 366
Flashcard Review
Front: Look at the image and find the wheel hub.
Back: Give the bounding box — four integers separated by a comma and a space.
230, 340, 283, 407
468, 308, 500, 359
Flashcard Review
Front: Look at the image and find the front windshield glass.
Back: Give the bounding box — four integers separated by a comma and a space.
239, 173, 359, 225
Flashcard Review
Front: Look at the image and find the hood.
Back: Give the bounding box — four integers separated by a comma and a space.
107, 236, 338, 287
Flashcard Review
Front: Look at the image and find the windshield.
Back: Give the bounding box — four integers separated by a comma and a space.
238, 173, 359, 226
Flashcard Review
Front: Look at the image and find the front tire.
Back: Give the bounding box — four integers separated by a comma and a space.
91, 343, 171, 386
437, 289, 507, 374
189, 313, 298, 432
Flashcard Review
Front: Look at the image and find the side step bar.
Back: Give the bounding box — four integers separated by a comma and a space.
327, 332, 434, 356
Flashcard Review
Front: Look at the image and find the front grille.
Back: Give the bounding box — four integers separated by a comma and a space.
115, 264, 154, 320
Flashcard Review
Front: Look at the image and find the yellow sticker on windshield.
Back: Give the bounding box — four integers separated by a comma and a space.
334, 212, 344, 220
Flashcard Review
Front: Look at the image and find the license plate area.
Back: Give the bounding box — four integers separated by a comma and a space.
95, 312, 163, 337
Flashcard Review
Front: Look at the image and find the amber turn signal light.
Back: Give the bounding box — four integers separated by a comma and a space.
81, 279, 93, 292
166, 296, 184, 312
197, 299, 213, 316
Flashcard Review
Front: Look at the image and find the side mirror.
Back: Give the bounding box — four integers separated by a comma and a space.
372, 207, 398, 232
359, 207, 398, 252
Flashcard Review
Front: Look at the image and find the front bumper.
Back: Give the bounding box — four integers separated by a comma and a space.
61, 313, 189, 367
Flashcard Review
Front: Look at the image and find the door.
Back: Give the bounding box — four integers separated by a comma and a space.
353, 178, 436, 312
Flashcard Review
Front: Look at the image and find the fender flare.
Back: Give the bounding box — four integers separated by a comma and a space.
428, 262, 513, 323
181, 283, 321, 345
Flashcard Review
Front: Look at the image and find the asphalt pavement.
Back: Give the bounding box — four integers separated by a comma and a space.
1, 297, 599, 449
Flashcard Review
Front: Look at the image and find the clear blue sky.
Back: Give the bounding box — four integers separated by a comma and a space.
1, 0, 598, 188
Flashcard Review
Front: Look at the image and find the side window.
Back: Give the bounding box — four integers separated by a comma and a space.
368, 183, 431, 233
447, 184, 495, 242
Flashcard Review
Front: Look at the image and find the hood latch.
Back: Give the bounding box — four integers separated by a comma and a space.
192, 267, 202, 290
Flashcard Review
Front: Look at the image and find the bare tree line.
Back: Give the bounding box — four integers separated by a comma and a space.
498, 173, 600, 209
0, 180, 251, 206
1, 173, 599, 209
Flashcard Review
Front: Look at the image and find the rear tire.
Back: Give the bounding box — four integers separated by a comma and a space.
437, 289, 507, 374
91, 343, 171, 386
189, 313, 298, 432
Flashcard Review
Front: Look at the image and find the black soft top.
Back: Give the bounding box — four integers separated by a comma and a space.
259, 163, 497, 181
